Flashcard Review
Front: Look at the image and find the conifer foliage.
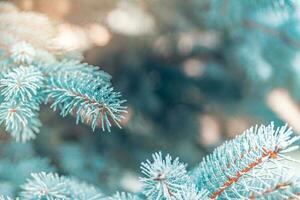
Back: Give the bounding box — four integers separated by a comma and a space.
1, 123, 300, 199
0, 2, 126, 142
1, 1, 300, 200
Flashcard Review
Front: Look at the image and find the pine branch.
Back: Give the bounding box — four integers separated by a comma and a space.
0, 3, 127, 140
176, 183, 209, 200
45, 74, 126, 131
21, 172, 103, 200
3, 126, 300, 199
0, 50, 44, 141
249, 179, 300, 199
0, 65, 44, 102
38, 60, 111, 86
140, 152, 192, 200
21, 172, 69, 200
0, 101, 41, 142
193, 123, 300, 199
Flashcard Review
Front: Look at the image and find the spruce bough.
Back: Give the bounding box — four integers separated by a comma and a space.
1, 123, 300, 199
1, 1, 300, 200
0, 2, 127, 142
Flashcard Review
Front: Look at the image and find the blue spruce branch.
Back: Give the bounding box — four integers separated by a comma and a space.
0, 123, 299, 199
0, 4, 127, 141
193, 123, 300, 199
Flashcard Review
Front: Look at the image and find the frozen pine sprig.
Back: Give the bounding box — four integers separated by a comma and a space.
246, 169, 300, 199
139, 152, 190, 200
45, 73, 127, 131
0, 101, 41, 142
20, 172, 103, 200
193, 123, 300, 199
38, 59, 111, 87
0, 3, 126, 141
21, 172, 69, 200
112, 153, 209, 200
176, 183, 208, 200
0, 64, 43, 142
3, 126, 300, 199
0, 66, 44, 102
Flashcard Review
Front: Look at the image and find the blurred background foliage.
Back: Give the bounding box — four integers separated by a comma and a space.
1, 0, 300, 196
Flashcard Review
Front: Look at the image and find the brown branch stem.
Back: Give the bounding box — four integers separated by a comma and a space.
210, 147, 279, 199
